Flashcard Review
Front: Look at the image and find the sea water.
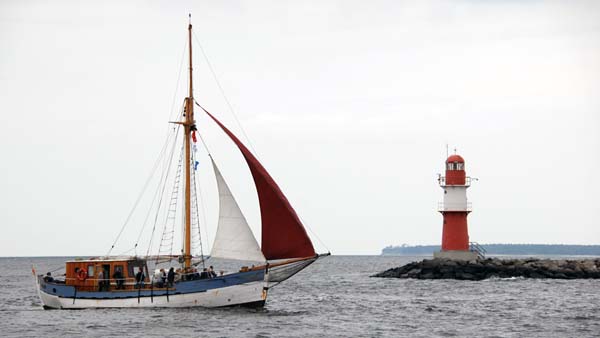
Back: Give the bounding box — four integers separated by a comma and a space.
1, 255, 598, 337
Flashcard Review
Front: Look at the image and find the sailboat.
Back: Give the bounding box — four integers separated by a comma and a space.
35, 18, 328, 309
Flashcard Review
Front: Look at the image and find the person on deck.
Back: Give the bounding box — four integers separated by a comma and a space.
98, 269, 105, 291
158, 269, 167, 287
113, 268, 124, 290
135, 268, 145, 289
192, 268, 200, 280
103, 268, 110, 291
208, 266, 217, 278
167, 267, 175, 287
200, 268, 209, 280
43, 272, 54, 283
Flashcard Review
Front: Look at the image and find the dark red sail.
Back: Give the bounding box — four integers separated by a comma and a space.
204, 110, 316, 260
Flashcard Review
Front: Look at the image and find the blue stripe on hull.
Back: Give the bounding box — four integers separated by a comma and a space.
38, 269, 265, 300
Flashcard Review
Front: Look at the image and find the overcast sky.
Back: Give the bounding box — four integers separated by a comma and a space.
1, 0, 599, 256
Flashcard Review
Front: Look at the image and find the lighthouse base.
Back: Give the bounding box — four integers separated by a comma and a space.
434, 250, 478, 262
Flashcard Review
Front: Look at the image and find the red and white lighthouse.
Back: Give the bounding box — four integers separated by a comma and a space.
434, 154, 478, 261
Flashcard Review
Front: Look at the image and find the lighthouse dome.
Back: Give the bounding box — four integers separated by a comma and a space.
446, 154, 465, 163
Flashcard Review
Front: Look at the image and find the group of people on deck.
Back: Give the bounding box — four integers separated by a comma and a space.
99, 267, 125, 291
47, 265, 222, 291
102, 265, 222, 291
154, 267, 176, 288
193, 266, 218, 280
153, 266, 218, 287
160, 266, 219, 283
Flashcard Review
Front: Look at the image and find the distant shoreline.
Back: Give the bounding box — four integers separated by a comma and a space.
382, 244, 600, 256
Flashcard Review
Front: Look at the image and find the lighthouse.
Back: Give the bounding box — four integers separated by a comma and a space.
434, 154, 478, 261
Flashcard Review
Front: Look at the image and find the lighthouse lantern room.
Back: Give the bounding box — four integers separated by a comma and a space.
434, 153, 479, 261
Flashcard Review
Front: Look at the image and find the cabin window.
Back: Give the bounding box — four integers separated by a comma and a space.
457, 163, 464, 170
87, 265, 94, 278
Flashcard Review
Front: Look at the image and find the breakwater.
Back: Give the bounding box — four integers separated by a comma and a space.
372, 258, 600, 280
381, 244, 600, 256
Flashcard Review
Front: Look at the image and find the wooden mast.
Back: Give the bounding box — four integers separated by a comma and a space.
183, 15, 194, 269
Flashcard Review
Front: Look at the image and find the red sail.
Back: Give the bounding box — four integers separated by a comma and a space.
205, 111, 316, 260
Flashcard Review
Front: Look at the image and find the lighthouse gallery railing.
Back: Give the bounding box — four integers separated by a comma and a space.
437, 202, 472, 212
438, 176, 472, 187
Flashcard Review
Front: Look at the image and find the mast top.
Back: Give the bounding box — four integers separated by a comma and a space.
187, 15, 194, 103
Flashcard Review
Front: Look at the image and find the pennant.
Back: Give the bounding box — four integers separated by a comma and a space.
194, 161, 199, 171
192, 131, 197, 143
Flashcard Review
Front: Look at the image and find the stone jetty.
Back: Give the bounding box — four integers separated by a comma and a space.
372, 258, 600, 280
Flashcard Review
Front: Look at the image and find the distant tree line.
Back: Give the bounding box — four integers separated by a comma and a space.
381, 244, 600, 256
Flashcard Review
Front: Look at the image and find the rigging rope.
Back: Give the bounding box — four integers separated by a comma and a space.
155, 144, 184, 262
298, 214, 331, 254
137, 40, 187, 260
168, 39, 189, 125
117, 246, 136, 256
134, 147, 176, 254
190, 148, 206, 269
144, 120, 182, 260
193, 100, 213, 154
191, 114, 214, 254
106, 39, 187, 258
106, 126, 177, 257
191, 32, 259, 158
197, 157, 212, 258
195, 102, 330, 255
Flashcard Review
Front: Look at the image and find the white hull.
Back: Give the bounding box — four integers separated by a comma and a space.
37, 280, 267, 309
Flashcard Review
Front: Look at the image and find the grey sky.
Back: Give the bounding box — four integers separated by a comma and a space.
1, 0, 599, 256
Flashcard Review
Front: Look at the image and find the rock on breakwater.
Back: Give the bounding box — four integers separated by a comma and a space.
372, 258, 600, 280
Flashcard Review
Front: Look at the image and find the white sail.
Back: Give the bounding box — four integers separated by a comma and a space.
210, 158, 265, 262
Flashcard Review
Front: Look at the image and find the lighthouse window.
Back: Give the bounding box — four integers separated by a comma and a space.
447, 162, 462, 170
